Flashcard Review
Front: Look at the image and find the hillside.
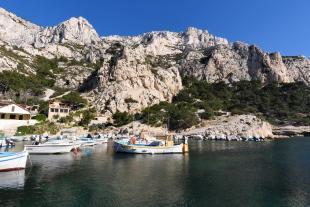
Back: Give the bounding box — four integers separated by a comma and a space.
0, 7, 309, 120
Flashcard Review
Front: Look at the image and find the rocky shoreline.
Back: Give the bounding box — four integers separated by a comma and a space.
71, 115, 309, 141
273, 125, 310, 138
181, 115, 309, 141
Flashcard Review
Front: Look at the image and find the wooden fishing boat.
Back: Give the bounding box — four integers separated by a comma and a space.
113, 135, 188, 154
0, 151, 28, 172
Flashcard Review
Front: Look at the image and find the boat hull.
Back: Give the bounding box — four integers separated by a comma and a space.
113, 141, 184, 154
0, 151, 28, 172
24, 144, 73, 154
94, 138, 109, 144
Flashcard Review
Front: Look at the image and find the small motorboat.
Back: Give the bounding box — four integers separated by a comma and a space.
94, 138, 108, 144
24, 143, 74, 154
0, 151, 28, 172
93, 134, 109, 144
0, 138, 15, 148
9, 136, 27, 142
75, 138, 96, 147
45, 138, 81, 150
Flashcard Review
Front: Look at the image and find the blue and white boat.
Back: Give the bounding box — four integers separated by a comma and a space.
0, 151, 28, 172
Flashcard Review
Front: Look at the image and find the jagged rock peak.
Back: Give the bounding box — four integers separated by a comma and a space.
34, 16, 100, 47
182, 27, 229, 49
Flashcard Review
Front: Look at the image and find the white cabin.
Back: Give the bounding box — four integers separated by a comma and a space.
0, 103, 33, 131
0, 104, 31, 121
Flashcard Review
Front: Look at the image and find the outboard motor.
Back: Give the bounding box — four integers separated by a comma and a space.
5, 138, 15, 147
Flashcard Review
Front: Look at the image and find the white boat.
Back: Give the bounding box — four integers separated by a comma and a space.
0, 151, 28, 172
24, 143, 74, 154
113, 134, 189, 154
9, 136, 27, 142
75, 138, 96, 147
113, 140, 186, 154
94, 137, 109, 144
0, 138, 15, 148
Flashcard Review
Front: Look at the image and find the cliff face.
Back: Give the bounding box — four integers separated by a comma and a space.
0, 7, 309, 115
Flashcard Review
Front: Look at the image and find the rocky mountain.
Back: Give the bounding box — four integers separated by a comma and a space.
0, 7, 309, 115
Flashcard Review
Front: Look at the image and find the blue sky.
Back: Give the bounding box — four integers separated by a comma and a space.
1, 0, 309, 56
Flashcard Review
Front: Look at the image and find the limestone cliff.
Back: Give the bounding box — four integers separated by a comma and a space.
0, 7, 309, 115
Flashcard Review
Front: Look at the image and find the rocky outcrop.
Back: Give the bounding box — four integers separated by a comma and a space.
0, 8, 41, 46
34, 17, 101, 48
90, 47, 183, 114
273, 125, 310, 137
183, 115, 274, 140
283, 56, 310, 85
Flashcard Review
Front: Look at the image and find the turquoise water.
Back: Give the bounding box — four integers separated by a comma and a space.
0, 138, 309, 207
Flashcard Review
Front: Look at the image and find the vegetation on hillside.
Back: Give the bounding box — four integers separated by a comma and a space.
16, 121, 59, 135
0, 56, 61, 97
137, 78, 310, 130
78, 108, 96, 127
61, 91, 87, 107
112, 111, 134, 127
0, 55, 101, 103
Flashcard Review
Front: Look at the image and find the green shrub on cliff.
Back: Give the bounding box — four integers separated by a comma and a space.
112, 111, 133, 127
137, 79, 309, 129
61, 91, 87, 107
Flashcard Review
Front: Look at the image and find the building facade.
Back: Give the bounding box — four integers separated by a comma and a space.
0, 102, 35, 132
0, 103, 31, 121
48, 100, 70, 121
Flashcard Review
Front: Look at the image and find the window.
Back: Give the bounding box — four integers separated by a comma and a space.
19, 115, 23, 120
51, 108, 55, 112
64, 109, 68, 113
55, 109, 59, 113
11, 106, 15, 112
10, 114, 16, 119
60, 109, 64, 113
0, 114, 5, 119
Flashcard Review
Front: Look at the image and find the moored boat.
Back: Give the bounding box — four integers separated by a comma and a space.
24, 144, 74, 154
113, 135, 189, 154
0, 151, 28, 172
94, 134, 109, 144
94, 138, 109, 144
75, 138, 96, 147
0, 138, 15, 148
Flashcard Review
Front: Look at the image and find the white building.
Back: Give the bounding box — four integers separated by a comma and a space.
0, 103, 36, 132
0, 103, 31, 121
48, 100, 70, 121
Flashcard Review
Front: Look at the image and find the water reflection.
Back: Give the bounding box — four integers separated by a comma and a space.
27, 153, 76, 184
110, 153, 189, 206
192, 139, 273, 153
0, 170, 25, 189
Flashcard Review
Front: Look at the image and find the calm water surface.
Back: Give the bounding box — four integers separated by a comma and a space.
0, 138, 309, 207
